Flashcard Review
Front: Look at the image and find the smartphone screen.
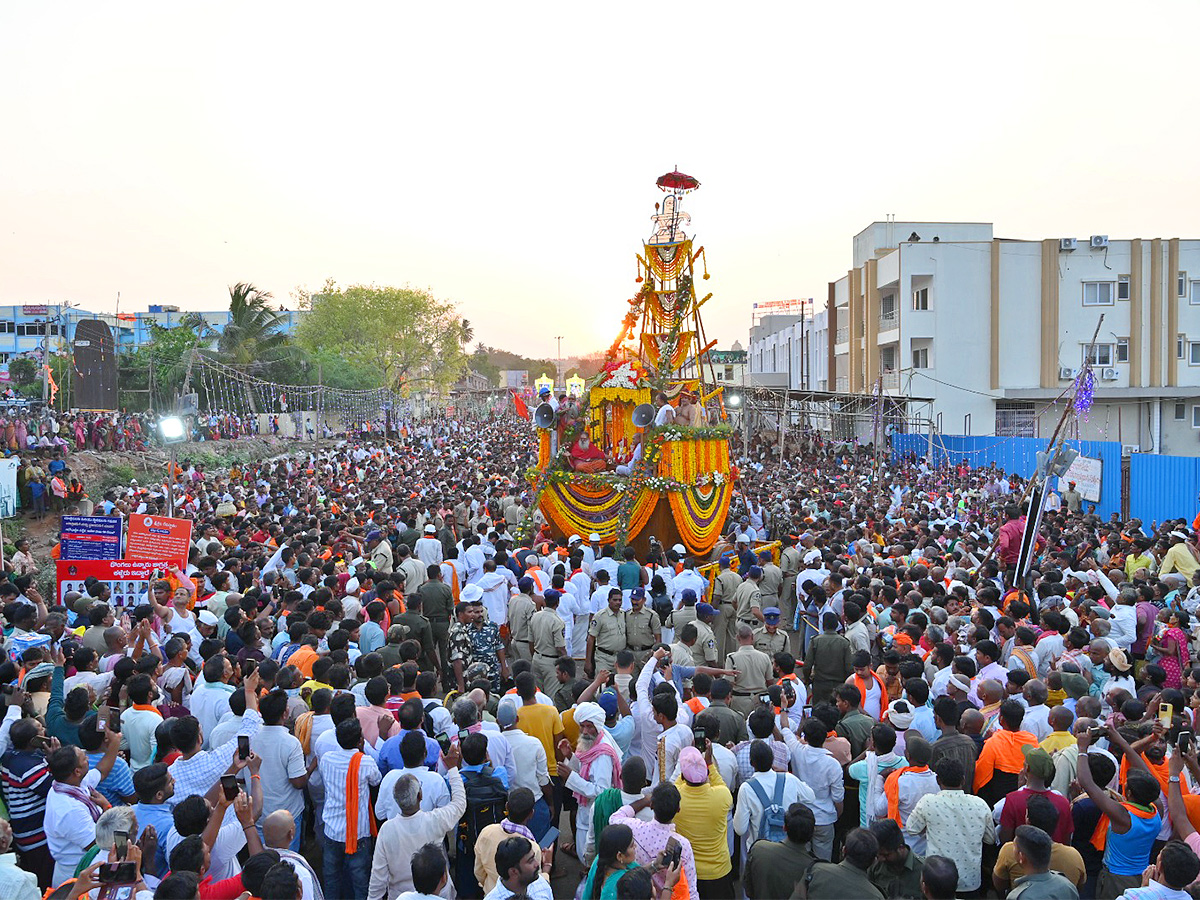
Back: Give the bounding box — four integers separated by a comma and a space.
436, 732, 452, 754
114, 830, 128, 861
1181, 730, 1193, 755
238, 735, 250, 760
538, 826, 559, 849
97, 716, 107, 732
99, 862, 138, 885
221, 774, 239, 801
693, 728, 706, 749
458, 728, 471, 742
759, 694, 772, 706
1160, 702, 1175, 728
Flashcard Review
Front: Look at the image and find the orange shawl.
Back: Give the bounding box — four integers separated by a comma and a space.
1089, 800, 1157, 852
345, 751, 378, 854
884, 765, 929, 825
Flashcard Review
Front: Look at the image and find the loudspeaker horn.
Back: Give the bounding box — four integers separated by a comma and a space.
533, 402, 557, 429
631, 403, 655, 428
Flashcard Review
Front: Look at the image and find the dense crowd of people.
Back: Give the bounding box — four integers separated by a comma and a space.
2, 411, 1200, 900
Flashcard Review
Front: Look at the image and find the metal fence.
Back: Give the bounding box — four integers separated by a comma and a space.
1128, 453, 1200, 525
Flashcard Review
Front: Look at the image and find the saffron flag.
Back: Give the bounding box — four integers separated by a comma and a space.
512, 391, 529, 420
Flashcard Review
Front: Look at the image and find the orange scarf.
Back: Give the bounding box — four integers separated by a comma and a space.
131, 704, 162, 718
294, 711, 314, 755
1089, 799, 1157, 852
853, 671, 887, 719
884, 765, 930, 825
1119, 752, 1172, 799
1010, 646, 1037, 678
345, 751, 378, 854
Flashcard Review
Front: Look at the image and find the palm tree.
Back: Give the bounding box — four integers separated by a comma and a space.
217, 283, 289, 372
459, 319, 474, 347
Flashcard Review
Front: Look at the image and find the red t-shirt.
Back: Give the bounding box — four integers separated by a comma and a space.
999, 786, 1073, 844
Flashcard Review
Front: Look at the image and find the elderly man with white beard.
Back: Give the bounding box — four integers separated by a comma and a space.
556, 701, 622, 863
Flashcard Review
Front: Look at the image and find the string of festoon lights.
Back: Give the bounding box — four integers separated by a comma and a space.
192, 355, 410, 437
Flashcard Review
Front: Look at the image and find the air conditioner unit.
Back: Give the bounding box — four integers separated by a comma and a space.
1090, 235, 1109, 250
1122, 444, 1140, 456
1058, 366, 1076, 380
1060, 238, 1078, 252
1101, 367, 1118, 380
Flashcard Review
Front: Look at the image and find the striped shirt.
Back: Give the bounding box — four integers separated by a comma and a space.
0, 749, 51, 851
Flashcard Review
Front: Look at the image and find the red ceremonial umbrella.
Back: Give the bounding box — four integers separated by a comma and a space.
656, 168, 700, 192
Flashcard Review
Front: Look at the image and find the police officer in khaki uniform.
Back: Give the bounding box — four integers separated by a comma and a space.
726, 624, 773, 716
663, 588, 700, 637
778, 535, 802, 657
506, 577, 538, 665
530, 588, 567, 693
624, 587, 659, 670
587, 588, 626, 677
692, 602, 719, 666
753, 606, 787, 657
733, 566, 765, 632
711, 556, 743, 665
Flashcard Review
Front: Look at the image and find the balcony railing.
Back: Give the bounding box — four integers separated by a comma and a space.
835, 376, 849, 392
835, 326, 849, 344
879, 309, 899, 331
881, 370, 900, 390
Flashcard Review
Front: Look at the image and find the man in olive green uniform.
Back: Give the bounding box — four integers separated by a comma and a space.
624, 587, 659, 670
807, 611, 853, 705
726, 624, 773, 717
587, 589, 626, 677
733, 566, 766, 636
756, 549, 783, 613
530, 589, 567, 694
711, 556, 743, 665
395, 593, 436, 673
507, 576, 538, 665
778, 536, 802, 657
753, 607, 787, 657
416, 565, 455, 678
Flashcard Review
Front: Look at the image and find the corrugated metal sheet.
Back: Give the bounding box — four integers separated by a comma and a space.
1128, 453, 1200, 526
890, 433, 1124, 519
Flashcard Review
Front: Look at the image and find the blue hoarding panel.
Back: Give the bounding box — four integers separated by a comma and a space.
1128, 454, 1200, 527
60, 515, 123, 560
890, 434, 1123, 519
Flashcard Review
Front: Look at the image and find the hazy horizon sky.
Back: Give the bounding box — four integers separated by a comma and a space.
3, 2, 1200, 362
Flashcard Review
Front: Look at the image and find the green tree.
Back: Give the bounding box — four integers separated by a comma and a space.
8, 357, 37, 387
294, 281, 467, 393
218, 283, 290, 373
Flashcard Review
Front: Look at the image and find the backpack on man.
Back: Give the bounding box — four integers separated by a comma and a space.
747, 772, 788, 844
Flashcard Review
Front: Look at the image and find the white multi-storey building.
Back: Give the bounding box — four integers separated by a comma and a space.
747, 310, 830, 391
815, 220, 1200, 456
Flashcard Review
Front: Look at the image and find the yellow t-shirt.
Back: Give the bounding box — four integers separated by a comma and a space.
673, 766, 733, 880
993, 839, 1085, 890
516, 702, 565, 777
1040, 731, 1076, 755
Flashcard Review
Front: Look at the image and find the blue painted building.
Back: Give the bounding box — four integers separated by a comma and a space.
0, 303, 304, 380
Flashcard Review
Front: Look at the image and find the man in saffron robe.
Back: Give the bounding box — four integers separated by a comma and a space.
569, 431, 609, 474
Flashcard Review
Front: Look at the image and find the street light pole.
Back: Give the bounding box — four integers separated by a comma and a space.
554, 335, 564, 388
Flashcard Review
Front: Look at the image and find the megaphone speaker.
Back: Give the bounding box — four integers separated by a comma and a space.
631, 403, 655, 429
534, 403, 557, 429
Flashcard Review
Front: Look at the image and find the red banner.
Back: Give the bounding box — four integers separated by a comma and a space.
57, 559, 176, 608
126, 514, 192, 568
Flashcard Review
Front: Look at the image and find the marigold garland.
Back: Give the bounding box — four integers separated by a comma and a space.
668, 482, 733, 555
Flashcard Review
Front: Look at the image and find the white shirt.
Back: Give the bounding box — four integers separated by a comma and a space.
789, 742, 844, 826
733, 770, 816, 846
45, 770, 103, 886
0, 853, 39, 900
871, 769, 940, 854
414, 536, 444, 567
190, 682, 235, 748
1109, 604, 1137, 651
1021, 704, 1052, 741
503, 728, 551, 796
318, 747, 383, 842
376, 766, 451, 821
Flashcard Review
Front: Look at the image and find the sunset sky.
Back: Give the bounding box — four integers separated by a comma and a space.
3, 2, 1199, 362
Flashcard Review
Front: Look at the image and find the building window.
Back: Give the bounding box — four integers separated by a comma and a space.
1191, 280, 1200, 306
1193, 405, 1200, 429
0, 322, 13, 334
1082, 343, 1113, 366
913, 287, 929, 310
1180, 271, 1189, 298
913, 348, 930, 369
1180, 335, 1187, 360
1176, 402, 1187, 421
1189, 343, 1200, 366
1118, 275, 1131, 300
1116, 338, 1130, 363
1082, 282, 1115, 306
724, 365, 734, 380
